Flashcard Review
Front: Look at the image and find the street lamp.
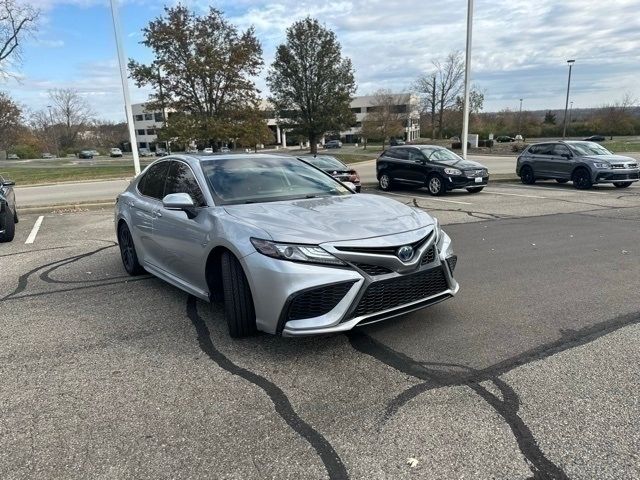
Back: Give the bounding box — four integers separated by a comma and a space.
562, 59, 575, 139
517, 98, 523, 134
461, 0, 474, 160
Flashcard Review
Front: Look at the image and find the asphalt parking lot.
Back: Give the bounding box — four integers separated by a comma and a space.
1, 181, 639, 479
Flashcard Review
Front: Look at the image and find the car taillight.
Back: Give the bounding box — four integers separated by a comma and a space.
349, 170, 360, 182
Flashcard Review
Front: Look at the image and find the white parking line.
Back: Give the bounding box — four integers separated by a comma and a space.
485, 190, 547, 199
25, 216, 44, 244
383, 191, 473, 205
508, 185, 609, 195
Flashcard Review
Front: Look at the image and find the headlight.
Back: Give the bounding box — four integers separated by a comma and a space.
593, 162, 610, 168
250, 238, 345, 266
444, 168, 462, 176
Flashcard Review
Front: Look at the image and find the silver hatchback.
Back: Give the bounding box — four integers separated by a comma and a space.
114, 154, 459, 337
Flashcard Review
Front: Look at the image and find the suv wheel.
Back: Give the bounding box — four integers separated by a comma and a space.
221, 251, 257, 338
520, 165, 535, 185
0, 205, 16, 242
379, 173, 393, 191
572, 168, 592, 190
427, 174, 445, 196
613, 182, 632, 188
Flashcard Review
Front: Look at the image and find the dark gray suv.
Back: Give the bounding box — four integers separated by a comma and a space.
0, 174, 17, 242
516, 141, 639, 189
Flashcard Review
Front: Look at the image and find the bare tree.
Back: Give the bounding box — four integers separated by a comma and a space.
360, 89, 406, 150
414, 51, 464, 138
0, 90, 21, 150
0, 0, 39, 75
47, 88, 94, 150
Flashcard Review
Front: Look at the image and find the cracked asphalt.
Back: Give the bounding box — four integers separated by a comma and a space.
1, 181, 639, 479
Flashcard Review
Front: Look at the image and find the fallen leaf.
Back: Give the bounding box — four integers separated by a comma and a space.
407, 458, 419, 468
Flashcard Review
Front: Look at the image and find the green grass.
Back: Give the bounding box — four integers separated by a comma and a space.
331, 153, 378, 164
0, 166, 137, 185
601, 140, 640, 153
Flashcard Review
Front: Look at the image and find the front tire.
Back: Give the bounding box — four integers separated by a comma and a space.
0, 205, 15, 242
613, 182, 632, 188
118, 222, 145, 275
572, 168, 593, 190
466, 187, 484, 193
221, 251, 257, 338
427, 174, 446, 196
379, 173, 393, 191
520, 165, 535, 185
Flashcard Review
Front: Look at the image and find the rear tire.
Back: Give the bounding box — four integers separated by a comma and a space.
117, 222, 145, 275
379, 173, 393, 191
13, 208, 18, 224
556, 179, 569, 184
520, 165, 535, 185
427, 174, 446, 196
613, 182, 632, 188
572, 168, 593, 190
221, 251, 257, 338
466, 187, 484, 193
0, 205, 15, 242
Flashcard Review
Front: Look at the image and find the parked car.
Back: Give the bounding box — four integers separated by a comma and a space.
390, 138, 405, 146
300, 154, 361, 192
220, 146, 231, 153
115, 154, 458, 337
0, 175, 17, 242
202, 147, 214, 154
7, 153, 20, 160
186, 147, 198, 154
42, 152, 55, 159
584, 135, 605, 142
324, 139, 342, 149
155, 147, 167, 157
89, 150, 100, 157
377, 145, 489, 195
78, 150, 94, 159
516, 141, 639, 189
139, 148, 153, 157
495, 136, 515, 143
110, 148, 123, 157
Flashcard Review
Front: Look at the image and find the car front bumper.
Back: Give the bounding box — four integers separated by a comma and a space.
446, 175, 489, 189
242, 229, 458, 336
594, 169, 639, 183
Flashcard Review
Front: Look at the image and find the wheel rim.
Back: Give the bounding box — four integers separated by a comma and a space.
575, 172, 588, 188
119, 226, 135, 270
429, 177, 441, 194
523, 168, 532, 182
380, 175, 389, 189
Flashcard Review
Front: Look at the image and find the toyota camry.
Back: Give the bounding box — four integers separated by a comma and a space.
114, 154, 459, 337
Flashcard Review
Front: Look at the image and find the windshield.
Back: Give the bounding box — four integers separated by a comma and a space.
201, 156, 351, 205
424, 147, 463, 164
568, 142, 612, 156
301, 155, 347, 171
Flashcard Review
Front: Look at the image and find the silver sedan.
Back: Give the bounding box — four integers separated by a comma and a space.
114, 154, 459, 337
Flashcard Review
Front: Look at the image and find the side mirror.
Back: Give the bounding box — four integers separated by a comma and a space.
162, 193, 197, 218
1, 180, 15, 186
343, 181, 357, 192
561, 153, 572, 159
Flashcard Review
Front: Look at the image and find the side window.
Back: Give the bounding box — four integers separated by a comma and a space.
527, 145, 539, 155
164, 161, 206, 207
384, 149, 398, 159
407, 149, 425, 162
138, 161, 170, 200
553, 144, 571, 157
394, 148, 409, 160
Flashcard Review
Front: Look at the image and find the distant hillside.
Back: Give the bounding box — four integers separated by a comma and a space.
487, 106, 640, 120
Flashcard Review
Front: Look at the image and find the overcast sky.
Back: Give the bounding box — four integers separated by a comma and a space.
11, 0, 640, 121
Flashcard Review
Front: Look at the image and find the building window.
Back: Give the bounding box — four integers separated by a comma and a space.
366, 106, 380, 113
154, 112, 165, 122
144, 113, 153, 120
146, 128, 156, 135
135, 114, 143, 121
391, 104, 408, 114
137, 129, 145, 135
139, 142, 148, 148
350, 107, 362, 113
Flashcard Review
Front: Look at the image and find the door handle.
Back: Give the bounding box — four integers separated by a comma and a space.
154, 210, 162, 218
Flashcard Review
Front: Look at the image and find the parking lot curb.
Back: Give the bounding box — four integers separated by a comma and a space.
17, 200, 116, 214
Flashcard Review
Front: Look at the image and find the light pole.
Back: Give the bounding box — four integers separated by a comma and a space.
562, 59, 575, 139
110, 0, 141, 175
517, 98, 523, 134
461, 0, 474, 160
47, 105, 58, 158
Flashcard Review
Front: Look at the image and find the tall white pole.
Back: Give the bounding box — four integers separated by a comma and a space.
461, 0, 474, 160
110, 0, 140, 175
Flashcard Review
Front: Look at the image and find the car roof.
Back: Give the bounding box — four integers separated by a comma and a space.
180, 153, 296, 162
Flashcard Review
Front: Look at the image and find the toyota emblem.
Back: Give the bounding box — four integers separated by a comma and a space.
397, 245, 414, 262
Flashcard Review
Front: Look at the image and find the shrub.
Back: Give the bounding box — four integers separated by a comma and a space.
9, 145, 39, 160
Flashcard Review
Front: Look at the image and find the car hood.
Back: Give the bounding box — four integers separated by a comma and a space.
223, 193, 433, 244
581, 154, 637, 164
435, 159, 487, 170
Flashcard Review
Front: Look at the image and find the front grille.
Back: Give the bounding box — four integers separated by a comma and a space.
335, 232, 432, 256
288, 281, 355, 320
611, 164, 638, 169
465, 169, 487, 177
351, 267, 448, 319
606, 173, 639, 180
353, 263, 393, 276
420, 246, 436, 265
